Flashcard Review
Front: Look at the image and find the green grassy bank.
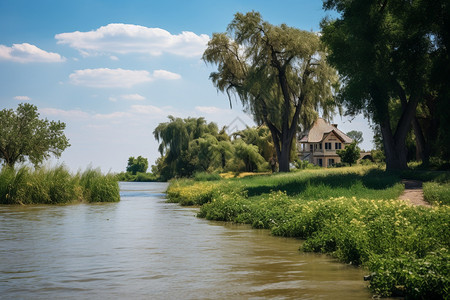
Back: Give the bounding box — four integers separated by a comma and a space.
0, 166, 120, 204
167, 166, 450, 299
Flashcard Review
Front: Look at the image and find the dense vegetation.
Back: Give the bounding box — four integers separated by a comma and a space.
153, 116, 278, 180
166, 166, 449, 299
321, 0, 450, 170
0, 165, 119, 204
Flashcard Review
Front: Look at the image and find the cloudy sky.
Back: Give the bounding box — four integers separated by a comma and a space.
0, 0, 374, 173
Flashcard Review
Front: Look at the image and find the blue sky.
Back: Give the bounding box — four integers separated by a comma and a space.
0, 0, 373, 172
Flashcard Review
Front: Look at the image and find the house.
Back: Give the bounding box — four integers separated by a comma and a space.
298, 118, 353, 167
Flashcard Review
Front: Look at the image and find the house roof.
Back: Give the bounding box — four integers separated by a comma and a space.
299, 118, 353, 144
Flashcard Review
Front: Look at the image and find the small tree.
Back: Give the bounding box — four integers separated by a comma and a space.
126, 156, 149, 175
0, 103, 70, 168
337, 141, 360, 166
346, 130, 364, 145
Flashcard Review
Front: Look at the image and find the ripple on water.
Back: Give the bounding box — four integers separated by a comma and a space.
0, 182, 373, 299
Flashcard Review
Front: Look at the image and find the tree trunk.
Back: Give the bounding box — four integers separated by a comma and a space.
412, 116, 429, 163
377, 82, 420, 171
397, 82, 429, 163
278, 138, 291, 172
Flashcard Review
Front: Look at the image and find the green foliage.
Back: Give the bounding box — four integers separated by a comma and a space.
168, 166, 450, 299
0, 103, 70, 168
203, 11, 339, 172
78, 168, 120, 203
126, 156, 149, 175
231, 140, 268, 172
153, 116, 276, 180
367, 250, 450, 298
321, 0, 449, 170
423, 182, 450, 206
193, 172, 222, 182
292, 159, 317, 170
337, 141, 360, 166
371, 149, 385, 164
346, 130, 363, 145
116, 171, 158, 182
0, 165, 119, 204
153, 116, 223, 179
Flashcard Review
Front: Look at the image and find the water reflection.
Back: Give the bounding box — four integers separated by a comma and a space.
0, 182, 373, 299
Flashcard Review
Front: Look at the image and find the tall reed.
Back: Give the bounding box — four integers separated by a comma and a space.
0, 165, 119, 204
78, 168, 120, 203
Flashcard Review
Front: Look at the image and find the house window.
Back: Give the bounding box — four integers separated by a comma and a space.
319, 143, 322, 150
325, 142, 332, 150
328, 158, 335, 166
310, 144, 313, 152
335, 143, 342, 149
317, 158, 323, 167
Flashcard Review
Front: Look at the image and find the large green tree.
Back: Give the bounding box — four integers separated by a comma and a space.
126, 156, 149, 175
203, 11, 339, 172
0, 103, 70, 168
321, 0, 448, 170
153, 116, 220, 178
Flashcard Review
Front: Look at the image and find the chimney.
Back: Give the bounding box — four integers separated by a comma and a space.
332, 124, 338, 128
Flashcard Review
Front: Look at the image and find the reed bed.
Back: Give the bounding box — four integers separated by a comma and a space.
0, 166, 120, 204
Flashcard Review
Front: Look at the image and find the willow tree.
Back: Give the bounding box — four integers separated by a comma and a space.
153, 116, 220, 178
203, 12, 339, 172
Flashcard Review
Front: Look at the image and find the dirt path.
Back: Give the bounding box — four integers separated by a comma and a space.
399, 180, 431, 207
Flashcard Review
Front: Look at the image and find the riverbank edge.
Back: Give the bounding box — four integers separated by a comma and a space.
165, 167, 450, 299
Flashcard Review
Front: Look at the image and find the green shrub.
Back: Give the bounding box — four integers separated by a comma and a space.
179, 166, 450, 299
193, 172, 222, 181
368, 250, 450, 298
423, 182, 450, 206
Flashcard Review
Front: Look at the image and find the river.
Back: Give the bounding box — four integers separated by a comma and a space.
0, 182, 373, 299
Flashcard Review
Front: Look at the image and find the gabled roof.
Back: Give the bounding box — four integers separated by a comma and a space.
299, 118, 353, 144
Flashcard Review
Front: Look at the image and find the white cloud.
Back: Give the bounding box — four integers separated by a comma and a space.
14, 96, 31, 101
39, 108, 90, 119
55, 23, 209, 57
195, 106, 232, 115
152, 70, 181, 80
69, 68, 181, 88
130, 104, 166, 116
93, 111, 132, 120
110, 55, 119, 61
120, 93, 146, 101
0, 43, 65, 63
69, 68, 153, 88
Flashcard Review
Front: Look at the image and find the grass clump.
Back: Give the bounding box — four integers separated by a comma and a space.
0, 165, 119, 204
167, 179, 233, 206
193, 171, 222, 181
169, 165, 450, 299
423, 182, 450, 206
78, 168, 119, 203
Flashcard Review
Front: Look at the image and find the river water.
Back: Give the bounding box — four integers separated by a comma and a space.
0, 182, 373, 299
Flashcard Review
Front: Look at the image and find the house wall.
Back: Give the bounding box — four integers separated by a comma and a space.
299, 132, 349, 167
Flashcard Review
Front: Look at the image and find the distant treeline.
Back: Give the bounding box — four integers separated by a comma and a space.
151, 116, 287, 181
